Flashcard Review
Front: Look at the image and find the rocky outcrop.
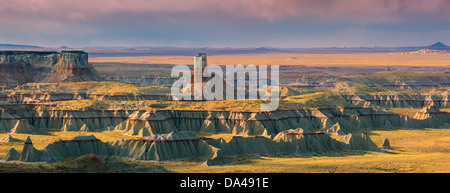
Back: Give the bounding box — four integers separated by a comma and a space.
4, 131, 382, 164
327, 72, 450, 90
0, 93, 171, 104
3, 135, 110, 163
404, 49, 450, 55
412, 106, 450, 127
381, 138, 394, 150
10, 120, 35, 134
3, 148, 20, 161
112, 108, 448, 137
38, 135, 110, 163
0, 107, 449, 136
26, 110, 127, 131
340, 94, 450, 108
340, 133, 380, 151
109, 131, 218, 161
0, 134, 23, 143
413, 106, 444, 119
323, 123, 348, 135
101, 75, 176, 87
0, 109, 21, 132
0, 108, 127, 133
20, 136, 40, 162
113, 111, 176, 136
0, 51, 101, 86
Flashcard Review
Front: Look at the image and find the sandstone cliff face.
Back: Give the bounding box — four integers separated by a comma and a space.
340, 94, 450, 108
0, 51, 101, 86
1, 107, 448, 135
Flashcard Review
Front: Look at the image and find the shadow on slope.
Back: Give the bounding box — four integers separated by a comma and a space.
0, 154, 174, 173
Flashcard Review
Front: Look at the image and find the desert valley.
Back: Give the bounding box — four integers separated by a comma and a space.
0, 43, 448, 173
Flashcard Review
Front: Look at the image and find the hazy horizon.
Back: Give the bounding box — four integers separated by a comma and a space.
1, 42, 447, 50
1, 0, 450, 48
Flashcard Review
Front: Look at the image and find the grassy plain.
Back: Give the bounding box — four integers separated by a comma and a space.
1, 127, 448, 173
90, 52, 450, 67
51, 96, 351, 111
160, 128, 450, 173
6, 82, 171, 95
385, 108, 420, 117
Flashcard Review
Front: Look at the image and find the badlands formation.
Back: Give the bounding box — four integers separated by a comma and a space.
0, 50, 449, 172
2, 81, 450, 165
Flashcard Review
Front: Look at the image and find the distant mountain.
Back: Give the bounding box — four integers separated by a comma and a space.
425, 42, 449, 49
82, 45, 177, 49
401, 42, 450, 55
0, 44, 43, 49
1, 42, 449, 56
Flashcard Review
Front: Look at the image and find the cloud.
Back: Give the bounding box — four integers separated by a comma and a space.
1, 0, 450, 47
1, 0, 450, 23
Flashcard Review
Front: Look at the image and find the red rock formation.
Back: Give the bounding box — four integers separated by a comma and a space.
0, 50, 101, 86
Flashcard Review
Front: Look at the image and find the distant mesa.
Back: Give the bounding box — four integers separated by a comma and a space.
425, 42, 449, 49
0, 50, 101, 86
0, 44, 43, 49
402, 42, 450, 55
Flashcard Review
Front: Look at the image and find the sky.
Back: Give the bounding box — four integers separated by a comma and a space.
1, 0, 450, 48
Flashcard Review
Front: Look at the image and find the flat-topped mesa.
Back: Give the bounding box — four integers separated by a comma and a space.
0, 50, 101, 86
48, 51, 102, 82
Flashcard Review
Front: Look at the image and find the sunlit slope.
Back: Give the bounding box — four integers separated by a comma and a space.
327, 71, 450, 88
2, 82, 171, 95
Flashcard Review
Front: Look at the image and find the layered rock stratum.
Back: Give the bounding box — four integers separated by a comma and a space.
0, 107, 448, 136
4, 131, 381, 164
0, 51, 101, 86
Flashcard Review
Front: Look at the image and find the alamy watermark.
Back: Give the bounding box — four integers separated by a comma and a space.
171, 53, 280, 111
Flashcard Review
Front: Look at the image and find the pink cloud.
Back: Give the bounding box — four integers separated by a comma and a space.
1, 0, 449, 47
1, 0, 450, 23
